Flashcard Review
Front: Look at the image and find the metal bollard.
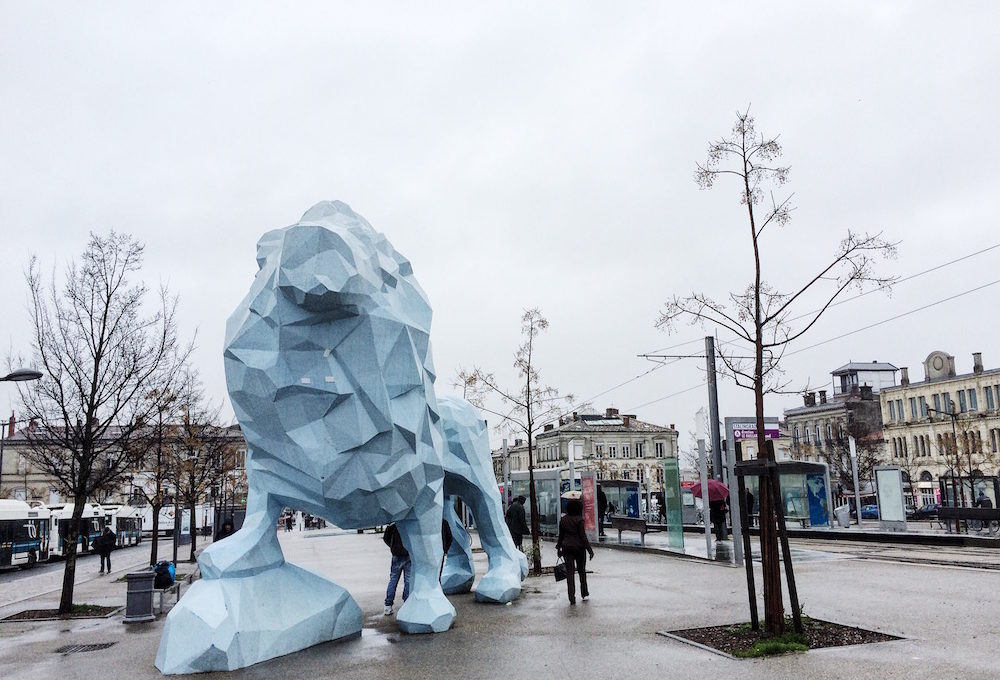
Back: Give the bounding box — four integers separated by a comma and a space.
123, 571, 156, 624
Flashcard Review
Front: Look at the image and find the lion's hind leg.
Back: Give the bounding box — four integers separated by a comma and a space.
441, 495, 475, 594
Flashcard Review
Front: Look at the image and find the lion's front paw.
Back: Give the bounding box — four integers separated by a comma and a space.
396, 588, 455, 634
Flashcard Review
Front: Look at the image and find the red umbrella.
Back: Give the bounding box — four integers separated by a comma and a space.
690, 479, 730, 502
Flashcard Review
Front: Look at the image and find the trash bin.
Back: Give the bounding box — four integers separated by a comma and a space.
124, 571, 156, 624
834, 504, 851, 528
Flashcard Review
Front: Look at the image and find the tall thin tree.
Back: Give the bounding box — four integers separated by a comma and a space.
15, 231, 189, 613
463, 308, 573, 575
657, 109, 896, 635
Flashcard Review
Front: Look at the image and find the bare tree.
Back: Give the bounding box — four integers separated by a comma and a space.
818, 422, 884, 498
462, 308, 573, 575
656, 109, 896, 635
14, 231, 189, 613
167, 370, 232, 563
131, 383, 184, 566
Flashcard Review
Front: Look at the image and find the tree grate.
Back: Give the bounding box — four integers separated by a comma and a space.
55, 642, 117, 654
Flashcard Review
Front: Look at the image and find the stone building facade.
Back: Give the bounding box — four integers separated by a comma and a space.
784, 361, 896, 490
880, 351, 1000, 505
495, 408, 679, 492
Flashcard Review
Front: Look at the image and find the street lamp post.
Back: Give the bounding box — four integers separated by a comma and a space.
0, 368, 44, 496
928, 400, 964, 509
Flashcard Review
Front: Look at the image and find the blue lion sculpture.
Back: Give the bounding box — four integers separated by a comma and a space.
156, 201, 527, 674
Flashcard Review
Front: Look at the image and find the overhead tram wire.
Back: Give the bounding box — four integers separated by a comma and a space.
785, 242, 1000, 323
559, 244, 1000, 421
643, 241, 1000, 353
786, 278, 1000, 357
623, 278, 1000, 414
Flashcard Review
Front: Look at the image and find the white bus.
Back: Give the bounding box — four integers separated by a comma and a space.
101, 504, 143, 547
0, 500, 50, 567
47, 502, 105, 558
140, 504, 215, 538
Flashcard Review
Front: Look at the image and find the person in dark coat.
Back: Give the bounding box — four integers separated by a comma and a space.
95, 527, 115, 574
745, 488, 755, 527
709, 497, 729, 541
154, 560, 175, 589
382, 523, 411, 616
505, 496, 530, 549
556, 499, 594, 605
597, 486, 608, 536
216, 518, 235, 541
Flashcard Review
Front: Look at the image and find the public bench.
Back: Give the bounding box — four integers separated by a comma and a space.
609, 516, 648, 545
154, 581, 182, 614
937, 507, 1000, 534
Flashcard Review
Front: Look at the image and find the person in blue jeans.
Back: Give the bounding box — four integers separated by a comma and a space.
382, 523, 412, 616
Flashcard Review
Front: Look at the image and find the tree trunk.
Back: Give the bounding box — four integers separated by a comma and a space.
527, 441, 542, 575
188, 494, 197, 562
150, 502, 161, 566
58, 496, 88, 613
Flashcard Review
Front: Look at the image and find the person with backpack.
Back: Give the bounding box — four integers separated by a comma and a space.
154, 560, 175, 589
381, 523, 411, 616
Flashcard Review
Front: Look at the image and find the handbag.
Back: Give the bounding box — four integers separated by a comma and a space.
553, 557, 567, 582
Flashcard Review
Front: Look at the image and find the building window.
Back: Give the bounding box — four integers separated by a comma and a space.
595, 443, 604, 457
609, 445, 617, 459
622, 469, 631, 481
813, 425, 821, 446
909, 397, 917, 419
968, 389, 978, 411
888, 401, 896, 421
622, 444, 631, 459
635, 442, 644, 457
932, 393, 941, 415
987, 388, 996, 411
958, 391, 967, 412
654, 442, 664, 458
826, 424, 833, 441
991, 429, 999, 454
896, 400, 904, 421
918, 396, 927, 418
892, 439, 898, 458
793, 427, 800, 445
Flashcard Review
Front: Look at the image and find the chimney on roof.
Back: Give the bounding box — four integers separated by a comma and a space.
819, 390, 827, 404
558, 416, 564, 426
622, 415, 631, 427
973, 352, 983, 374
6, 414, 13, 438
804, 392, 816, 407
572, 412, 578, 421
606, 407, 619, 418
669, 424, 675, 430
900, 367, 909, 386
543, 423, 554, 432
860, 385, 873, 401
947, 356, 956, 377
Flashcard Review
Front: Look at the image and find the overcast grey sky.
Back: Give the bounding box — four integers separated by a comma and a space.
2, 2, 998, 452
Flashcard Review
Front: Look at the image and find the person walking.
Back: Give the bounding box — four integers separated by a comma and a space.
382, 523, 412, 616
709, 497, 729, 541
977, 490, 993, 509
95, 526, 116, 574
556, 499, 594, 605
505, 496, 530, 550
